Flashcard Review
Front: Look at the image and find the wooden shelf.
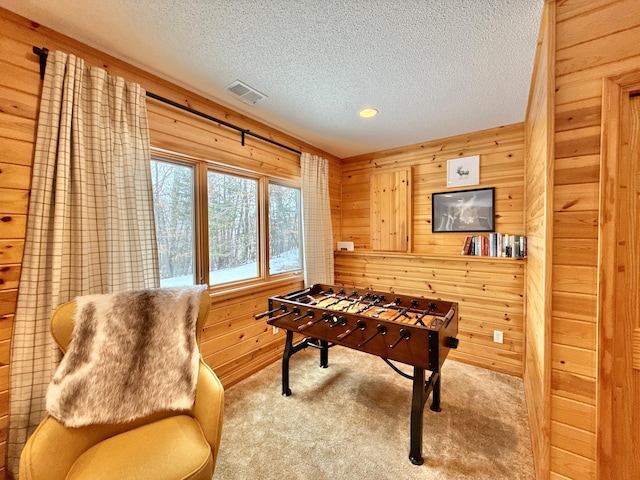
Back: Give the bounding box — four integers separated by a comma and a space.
334, 249, 527, 263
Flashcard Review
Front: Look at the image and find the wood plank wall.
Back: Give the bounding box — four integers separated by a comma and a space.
337, 124, 526, 377
548, 1, 640, 478
0, 8, 342, 478
9, 3, 640, 479
523, 1, 554, 478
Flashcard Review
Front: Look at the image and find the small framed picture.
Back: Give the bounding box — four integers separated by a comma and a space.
432, 187, 495, 233
447, 155, 480, 188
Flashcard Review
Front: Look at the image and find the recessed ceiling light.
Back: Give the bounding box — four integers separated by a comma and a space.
359, 108, 378, 118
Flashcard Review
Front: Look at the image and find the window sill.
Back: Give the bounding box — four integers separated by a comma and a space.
208, 273, 304, 300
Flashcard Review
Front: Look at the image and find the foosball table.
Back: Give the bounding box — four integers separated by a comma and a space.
255, 283, 459, 465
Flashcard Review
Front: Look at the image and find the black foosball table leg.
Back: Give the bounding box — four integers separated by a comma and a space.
281, 330, 295, 396
409, 367, 426, 465
409, 367, 443, 465
430, 372, 442, 412
319, 339, 329, 368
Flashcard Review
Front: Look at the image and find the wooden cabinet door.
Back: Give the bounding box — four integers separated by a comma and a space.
370, 168, 411, 251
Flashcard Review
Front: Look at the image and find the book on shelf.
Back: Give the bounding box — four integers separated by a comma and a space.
460, 233, 527, 258
461, 236, 473, 255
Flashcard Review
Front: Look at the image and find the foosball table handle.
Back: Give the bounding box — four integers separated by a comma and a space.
445, 337, 459, 349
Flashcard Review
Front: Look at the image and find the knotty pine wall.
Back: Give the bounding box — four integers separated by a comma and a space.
0, 8, 342, 477
522, 1, 640, 479
337, 124, 526, 377
550, 1, 640, 478
5, 3, 637, 479
523, 1, 554, 478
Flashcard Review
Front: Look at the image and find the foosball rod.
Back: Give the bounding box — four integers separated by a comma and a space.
282, 287, 313, 301
320, 295, 350, 309
269, 306, 299, 322
336, 320, 366, 340
339, 295, 363, 312
254, 305, 286, 320
412, 302, 438, 326
390, 307, 411, 322
358, 324, 387, 347
292, 310, 314, 322
352, 294, 383, 315
320, 291, 358, 309
328, 315, 347, 328
298, 313, 330, 332
389, 328, 411, 348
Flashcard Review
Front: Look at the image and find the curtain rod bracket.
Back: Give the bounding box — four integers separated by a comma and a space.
241, 130, 251, 147
33, 46, 49, 80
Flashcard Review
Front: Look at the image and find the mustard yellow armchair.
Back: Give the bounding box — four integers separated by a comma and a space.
19, 290, 224, 480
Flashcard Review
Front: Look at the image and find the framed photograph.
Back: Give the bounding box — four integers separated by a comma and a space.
432, 187, 495, 233
447, 155, 480, 188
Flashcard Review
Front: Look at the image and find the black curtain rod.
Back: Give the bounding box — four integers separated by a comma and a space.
32, 46, 302, 156
144, 91, 301, 155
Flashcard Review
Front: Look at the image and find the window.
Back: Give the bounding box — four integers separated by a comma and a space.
150, 159, 195, 287
268, 183, 302, 275
208, 171, 259, 285
150, 153, 303, 290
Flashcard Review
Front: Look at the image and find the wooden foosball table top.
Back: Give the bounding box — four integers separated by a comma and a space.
261, 284, 459, 371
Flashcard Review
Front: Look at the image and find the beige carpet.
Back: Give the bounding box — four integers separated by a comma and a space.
213, 347, 534, 480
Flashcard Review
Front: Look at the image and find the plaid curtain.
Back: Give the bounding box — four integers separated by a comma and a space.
7, 51, 159, 477
301, 153, 334, 286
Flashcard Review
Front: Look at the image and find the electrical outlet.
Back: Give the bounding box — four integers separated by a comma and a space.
493, 330, 504, 344
272, 326, 279, 335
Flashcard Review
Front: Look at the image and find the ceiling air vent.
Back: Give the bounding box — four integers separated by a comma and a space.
225, 80, 267, 106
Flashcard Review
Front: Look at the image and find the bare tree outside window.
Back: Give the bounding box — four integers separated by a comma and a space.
150, 159, 195, 286
208, 172, 259, 285
269, 183, 302, 275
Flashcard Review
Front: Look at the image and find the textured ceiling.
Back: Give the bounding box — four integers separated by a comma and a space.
1, 0, 544, 158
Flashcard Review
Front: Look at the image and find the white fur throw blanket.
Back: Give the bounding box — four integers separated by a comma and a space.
46, 285, 206, 428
